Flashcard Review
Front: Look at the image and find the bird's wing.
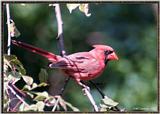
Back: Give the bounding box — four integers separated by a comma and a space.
50, 52, 100, 73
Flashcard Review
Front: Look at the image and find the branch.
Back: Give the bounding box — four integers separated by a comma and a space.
89, 81, 122, 111
89, 81, 105, 98
54, 3, 66, 56
6, 3, 11, 55
83, 86, 99, 111
52, 96, 60, 111
59, 77, 70, 96
53, 3, 70, 96
6, 82, 29, 111
53, 4, 98, 111
78, 81, 99, 111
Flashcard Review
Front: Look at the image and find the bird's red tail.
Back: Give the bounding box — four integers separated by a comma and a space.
11, 40, 58, 62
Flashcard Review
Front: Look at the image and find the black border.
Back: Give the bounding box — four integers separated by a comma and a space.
1, 1, 160, 114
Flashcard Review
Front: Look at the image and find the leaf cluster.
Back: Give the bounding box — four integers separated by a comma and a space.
3, 54, 79, 112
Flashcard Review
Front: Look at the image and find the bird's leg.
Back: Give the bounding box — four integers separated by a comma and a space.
77, 80, 90, 92
76, 79, 98, 111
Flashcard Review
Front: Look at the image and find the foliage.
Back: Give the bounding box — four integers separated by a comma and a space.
100, 96, 118, 111
3, 3, 157, 112
3, 54, 79, 112
66, 3, 91, 17
9, 20, 21, 38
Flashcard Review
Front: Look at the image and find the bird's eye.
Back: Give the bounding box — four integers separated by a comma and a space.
104, 50, 113, 55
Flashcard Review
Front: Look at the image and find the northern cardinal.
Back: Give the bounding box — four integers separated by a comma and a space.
11, 40, 118, 87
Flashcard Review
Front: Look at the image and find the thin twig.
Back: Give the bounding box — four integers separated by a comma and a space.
89, 81, 105, 98
53, 4, 98, 111
59, 77, 70, 96
6, 3, 11, 55
54, 3, 66, 56
89, 81, 121, 111
53, 3, 70, 96
7, 83, 29, 107
83, 86, 99, 111
79, 81, 99, 111
52, 96, 60, 111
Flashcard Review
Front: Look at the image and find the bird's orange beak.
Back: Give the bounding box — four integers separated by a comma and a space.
107, 52, 119, 60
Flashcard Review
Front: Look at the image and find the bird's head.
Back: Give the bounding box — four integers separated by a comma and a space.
92, 44, 119, 62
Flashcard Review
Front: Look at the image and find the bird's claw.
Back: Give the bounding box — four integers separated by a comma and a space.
77, 80, 90, 94
85, 85, 90, 91
82, 85, 90, 95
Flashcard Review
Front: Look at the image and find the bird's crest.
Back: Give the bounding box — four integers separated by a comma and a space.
92, 44, 114, 51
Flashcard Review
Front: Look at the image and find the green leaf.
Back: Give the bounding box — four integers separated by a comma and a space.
4, 57, 11, 73
26, 91, 34, 98
22, 75, 33, 86
33, 91, 49, 101
99, 104, 108, 111
38, 68, 48, 83
102, 96, 118, 106
8, 71, 22, 79
32, 83, 38, 89
100, 96, 119, 110
19, 103, 25, 111
34, 95, 46, 101
66, 4, 91, 17
66, 4, 80, 13
23, 104, 37, 111
9, 20, 21, 38
36, 101, 45, 111
37, 82, 48, 87
4, 54, 26, 75
22, 85, 31, 91
5, 71, 21, 83
79, 4, 91, 17
31, 82, 48, 90
4, 55, 23, 83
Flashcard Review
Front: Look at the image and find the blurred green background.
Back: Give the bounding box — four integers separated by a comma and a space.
3, 3, 158, 111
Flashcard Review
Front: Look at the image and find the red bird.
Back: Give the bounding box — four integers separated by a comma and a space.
12, 40, 118, 87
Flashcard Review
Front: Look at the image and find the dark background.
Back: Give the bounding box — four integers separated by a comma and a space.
3, 2, 158, 111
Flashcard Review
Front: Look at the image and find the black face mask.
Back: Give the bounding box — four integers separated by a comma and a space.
104, 50, 113, 64
104, 50, 113, 55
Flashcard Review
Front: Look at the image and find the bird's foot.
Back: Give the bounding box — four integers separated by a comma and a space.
83, 85, 90, 91
82, 86, 90, 95
76, 79, 90, 95
78, 82, 90, 95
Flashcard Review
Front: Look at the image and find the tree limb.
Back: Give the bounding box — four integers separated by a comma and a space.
6, 3, 11, 55
53, 4, 98, 111
53, 3, 70, 96
83, 86, 99, 111
54, 4, 66, 56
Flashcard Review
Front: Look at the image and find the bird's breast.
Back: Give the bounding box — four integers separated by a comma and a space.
61, 57, 106, 81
